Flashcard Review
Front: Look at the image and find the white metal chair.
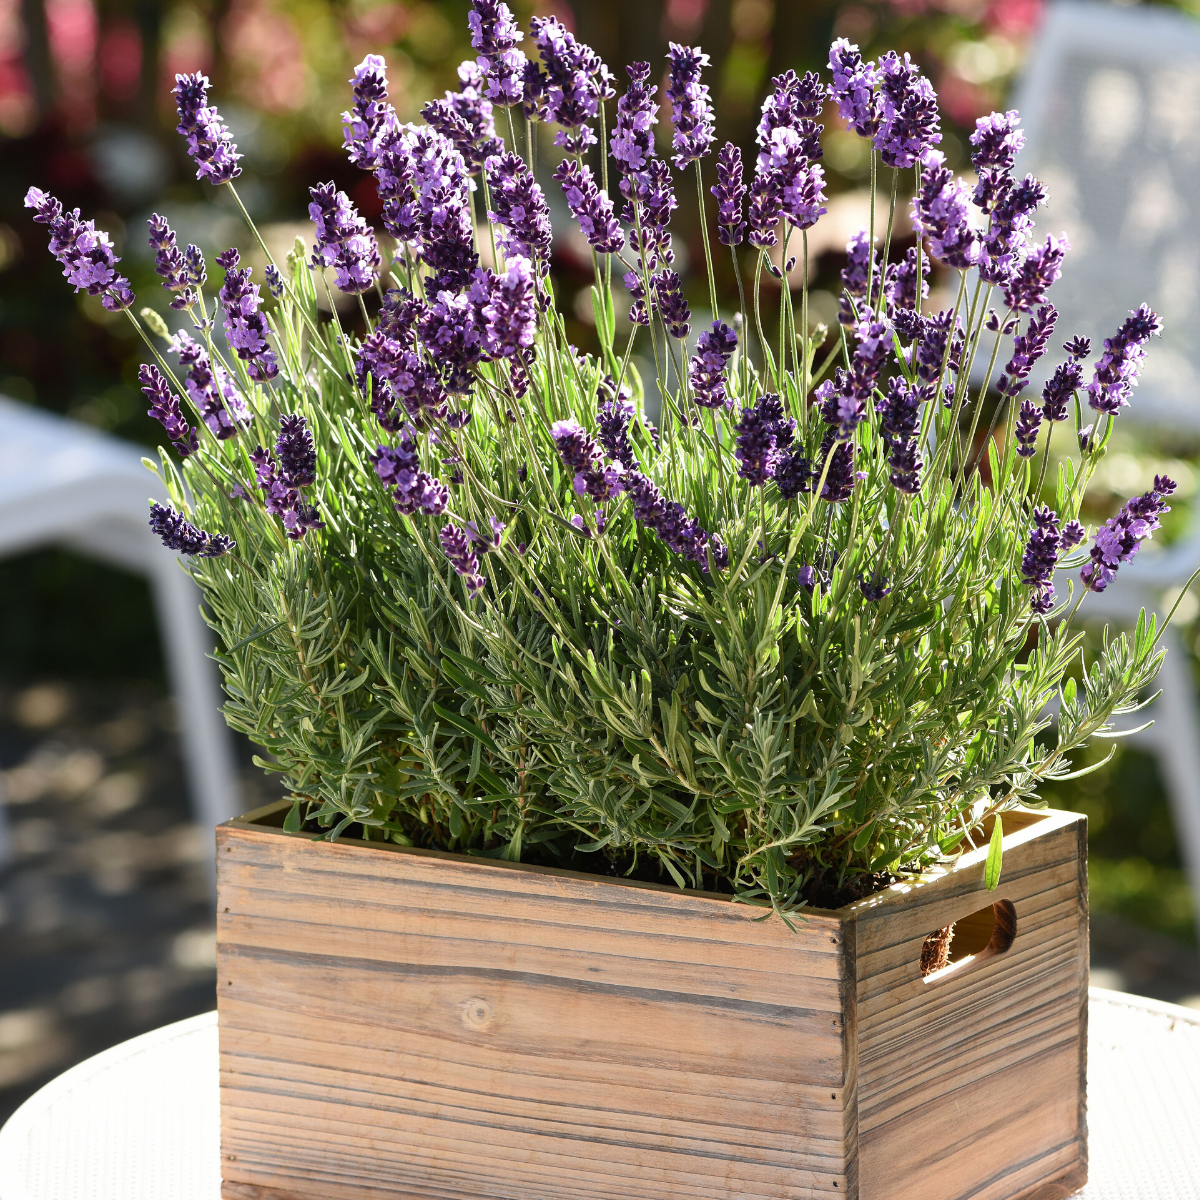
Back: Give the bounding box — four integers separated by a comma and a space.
1014, 0, 1200, 916
0, 396, 241, 889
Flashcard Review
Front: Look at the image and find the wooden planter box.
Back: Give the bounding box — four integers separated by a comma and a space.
216, 801, 1087, 1200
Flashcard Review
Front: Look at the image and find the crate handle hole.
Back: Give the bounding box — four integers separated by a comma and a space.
920, 899, 1016, 983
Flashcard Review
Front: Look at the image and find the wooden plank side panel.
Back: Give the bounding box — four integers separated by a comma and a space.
853, 812, 1087, 1200
217, 823, 854, 1200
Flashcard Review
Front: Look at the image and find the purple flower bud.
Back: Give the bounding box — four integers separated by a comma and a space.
342, 55, 397, 171
1021, 505, 1061, 612
735, 393, 795, 486
874, 50, 940, 170
654, 270, 691, 339
970, 110, 1024, 175
422, 60, 504, 176
372, 432, 449, 517
147, 213, 196, 310
666, 43, 715, 168
440, 523, 487, 594
597, 382, 638, 469
478, 256, 538, 359
1041, 360, 1083, 423
309, 182, 381, 295
859, 573, 892, 602
554, 159, 624, 254
276, 414, 316, 488
531, 16, 612, 152
185, 244, 207, 287
24, 187, 135, 311
172, 72, 242, 184
876, 375, 924, 493
997, 304, 1057, 399
625, 471, 726, 570
169, 330, 248, 439
218, 250, 280, 383
816, 431, 858, 503
149, 503, 234, 557
1082, 478, 1175, 592
485, 151, 552, 267
1015, 399, 1043, 458
911, 151, 979, 271
1063, 336, 1091, 360
712, 142, 746, 246
1003, 233, 1069, 313
689, 320, 738, 409
140, 364, 198, 457
1061, 519, 1085, 550
551, 418, 624, 502
611, 62, 657, 175
1086, 304, 1162, 416
468, 0, 526, 107
829, 39, 881, 137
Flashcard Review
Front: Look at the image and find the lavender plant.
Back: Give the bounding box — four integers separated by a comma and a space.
24, 15, 1193, 916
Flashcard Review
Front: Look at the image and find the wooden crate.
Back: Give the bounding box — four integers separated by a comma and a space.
216, 803, 1087, 1200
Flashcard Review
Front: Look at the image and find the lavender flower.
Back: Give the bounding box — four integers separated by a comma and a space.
712, 143, 746, 246
169, 331, 248, 439
735, 393, 795, 486
149, 503, 234, 557
172, 72, 242, 185
1064, 336, 1091, 360
185, 244, 207, 287
1041, 361, 1083, 423
23, 187, 134, 312
277, 414, 316, 487
911, 151, 979, 270
467, 0, 525, 107
554, 160, 624, 254
876, 375, 924, 492
625, 471, 726, 570
859, 573, 892, 602
309, 183, 381, 295
611, 62, 657, 176
689, 321, 738, 409
372, 433, 450, 516
485, 151, 552, 267
818, 433, 858, 503
1082, 476, 1176, 592
420, 285, 484, 392
531, 16, 613, 153
666, 43, 715, 168
885, 245, 930, 318
1087, 304, 1163, 416
839, 229, 880, 324
970, 109, 1024, 178
217, 248, 279, 383
746, 174, 782, 249
1014, 400, 1043, 458
828, 40, 881, 137
406, 126, 478, 294
654, 270, 691, 339
978, 173, 1045, 286
913, 308, 964, 399
1062, 519, 1086, 550
422, 61, 504, 176
624, 158, 678, 272
140, 364, 198, 456
775, 450, 812, 499
1021, 506, 1061, 613
551, 419, 625, 501
264, 265, 284, 298
147, 213, 196, 309
997, 304, 1057, 398
816, 318, 891, 438
342, 55, 396, 171
753, 71, 827, 233
440, 523, 487, 594
597, 387, 638, 469
874, 51, 940, 170
479, 256, 538, 359
251, 440, 324, 541
1003, 233, 1069, 313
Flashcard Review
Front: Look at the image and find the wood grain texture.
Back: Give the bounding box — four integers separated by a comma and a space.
216, 803, 1086, 1200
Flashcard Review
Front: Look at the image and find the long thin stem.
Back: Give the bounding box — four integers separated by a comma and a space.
694, 159, 719, 320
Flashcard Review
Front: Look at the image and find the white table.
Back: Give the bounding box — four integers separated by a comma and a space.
1, 989, 1198, 1199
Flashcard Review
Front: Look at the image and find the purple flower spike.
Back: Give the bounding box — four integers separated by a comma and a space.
422, 61, 504, 176
828, 39, 881, 138
276, 414, 316, 488
264, 264, 284, 298
149, 503, 234, 557
911, 151, 979, 271
468, 0, 525, 107
217, 249, 280, 384
997, 304, 1057, 399
1021, 505, 1061, 613
753, 71, 826, 234
970, 110, 1024, 176
342, 55, 397, 171
554, 160, 624, 254
1064, 336, 1091, 360
818, 433, 858, 503
140, 364, 198, 457
1042, 360, 1083, 423
1003, 233, 1069, 313
147, 214, 196, 310
712, 142, 746, 246
625, 471, 726, 570
1086, 304, 1162, 416
735, 393, 795, 486
876, 375, 924, 493
689, 321, 738, 409
372, 432, 449, 517
169, 330, 249, 439
309, 182, 381, 295
1082, 477, 1176, 593
1014, 399, 1043, 458
597, 383, 638, 469
485, 151, 552, 267
611, 62, 657, 176
172, 72, 242, 185
251, 440, 323, 541
666, 43, 715, 168
654, 270, 691, 339
551, 418, 624, 502
746, 174, 782, 249
185, 244, 207, 287
440, 523, 487, 595
860, 573, 892, 602
875, 51, 940, 170
531, 15, 613, 153
479, 256, 538, 359
24, 187, 135, 312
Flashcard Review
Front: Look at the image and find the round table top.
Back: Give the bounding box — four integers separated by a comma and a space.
0, 988, 1197, 1199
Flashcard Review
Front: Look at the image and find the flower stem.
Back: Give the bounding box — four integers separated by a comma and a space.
694, 159, 719, 320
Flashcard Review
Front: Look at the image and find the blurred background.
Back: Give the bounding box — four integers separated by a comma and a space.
3, 0, 1200, 1123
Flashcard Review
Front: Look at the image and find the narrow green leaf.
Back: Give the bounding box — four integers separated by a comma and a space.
283, 799, 303, 833
984, 814, 1004, 891
432, 702, 501, 753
